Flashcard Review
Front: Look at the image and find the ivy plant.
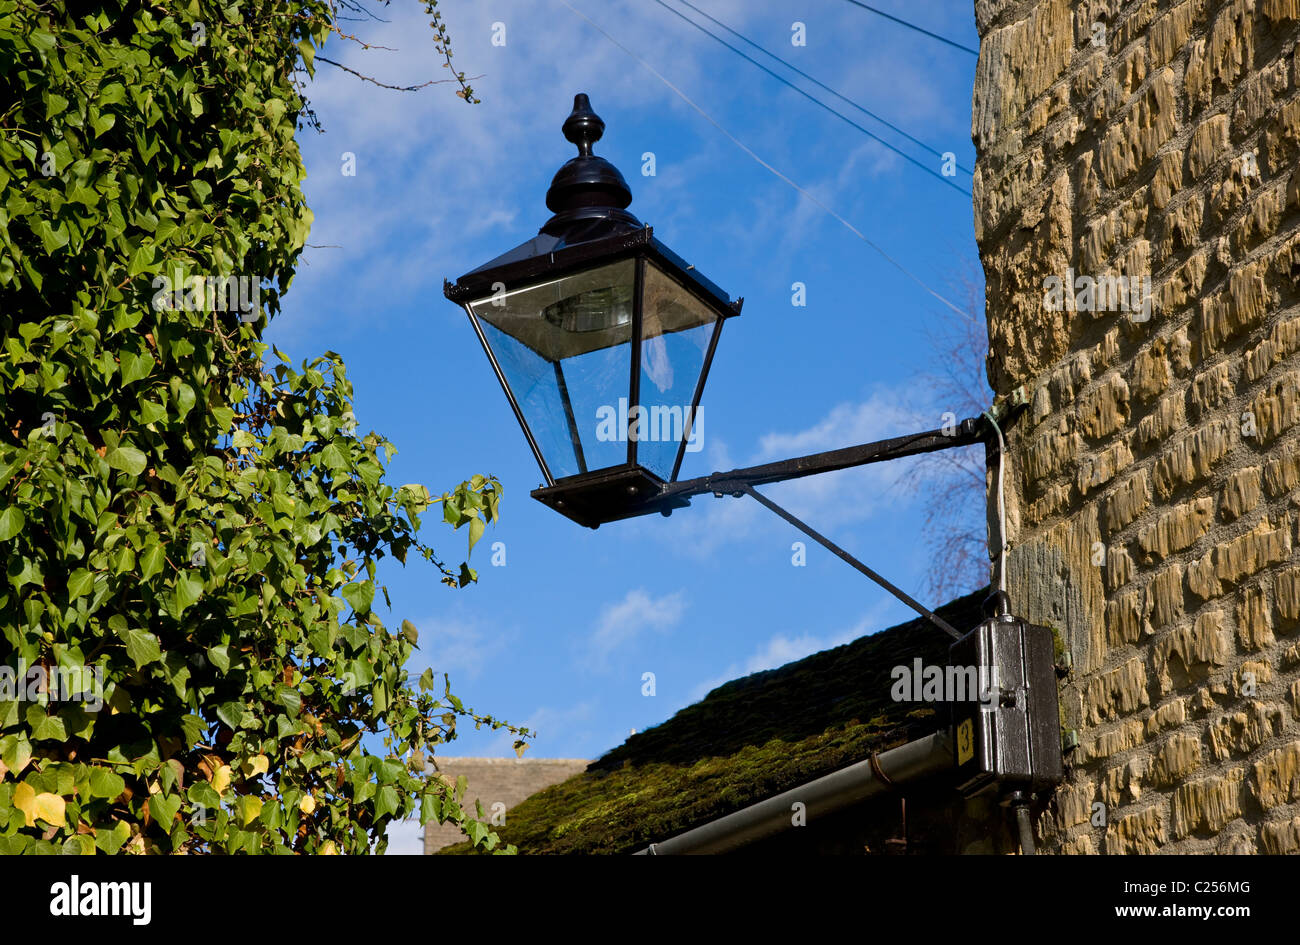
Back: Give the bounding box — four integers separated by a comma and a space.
0, 0, 525, 854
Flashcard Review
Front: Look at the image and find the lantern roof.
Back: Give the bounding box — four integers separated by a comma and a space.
443, 94, 739, 317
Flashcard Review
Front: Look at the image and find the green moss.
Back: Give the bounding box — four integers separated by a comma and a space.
443, 589, 988, 855
1045, 624, 1066, 664
1042, 624, 1070, 742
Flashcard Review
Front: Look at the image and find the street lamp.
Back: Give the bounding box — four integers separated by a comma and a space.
444, 94, 741, 529
444, 91, 991, 630
443, 93, 1063, 847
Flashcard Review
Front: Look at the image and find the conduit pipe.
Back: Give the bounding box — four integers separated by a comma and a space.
633, 731, 953, 855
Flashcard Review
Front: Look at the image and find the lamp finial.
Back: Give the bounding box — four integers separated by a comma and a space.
563, 93, 605, 157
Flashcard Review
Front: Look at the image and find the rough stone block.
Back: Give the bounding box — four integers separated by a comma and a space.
1263, 448, 1300, 496
1215, 517, 1292, 585
1138, 495, 1215, 558
1171, 768, 1246, 838
1252, 741, 1300, 809
1248, 371, 1300, 442
1106, 467, 1152, 531
1235, 581, 1276, 649
1079, 439, 1135, 495
1276, 568, 1300, 624
1086, 657, 1152, 722
1132, 342, 1171, 401
1079, 373, 1132, 439
1189, 361, 1234, 418
1188, 114, 1230, 179
1104, 805, 1168, 854
1136, 393, 1186, 447
1208, 703, 1286, 759
1220, 467, 1262, 521
1153, 418, 1233, 498
1148, 563, 1186, 629
1260, 815, 1300, 854
1153, 611, 1231, 692
1147, 697, 1190, 736
1199, 258, 1272, 355
1150, 734, 1203, 788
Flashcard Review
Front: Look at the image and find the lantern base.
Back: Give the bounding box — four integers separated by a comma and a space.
531, 465, 688, 528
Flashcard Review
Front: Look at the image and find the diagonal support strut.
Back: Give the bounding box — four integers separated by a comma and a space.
731, 482, 963, 641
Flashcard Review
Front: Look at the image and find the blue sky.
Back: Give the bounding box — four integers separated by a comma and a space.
265, 0, 989, 851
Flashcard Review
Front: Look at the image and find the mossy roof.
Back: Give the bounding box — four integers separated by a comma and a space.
445, 588, 988, 855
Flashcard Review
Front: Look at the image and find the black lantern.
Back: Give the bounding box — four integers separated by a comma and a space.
444, 94, 742, 528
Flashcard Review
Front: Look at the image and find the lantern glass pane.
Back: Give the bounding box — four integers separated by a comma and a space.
475, 318, 584, 479
634, 260, 717, 479
472, 259, 636, 361
469, 260, 636, 479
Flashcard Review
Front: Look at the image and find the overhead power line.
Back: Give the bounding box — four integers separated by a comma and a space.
840, 0, 980, 55
552, 0, 968, 320
670, 0, 973, 177
651, 0, 970, 195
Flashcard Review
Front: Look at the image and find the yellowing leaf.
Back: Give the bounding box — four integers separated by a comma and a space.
318, 840, 337, 855
239, 796, 263, 826
34, 792, 67, 827
13, 782, 36, 826
241, 754, 269, 778
299, 795, 316, 814
211, 764, 232, 795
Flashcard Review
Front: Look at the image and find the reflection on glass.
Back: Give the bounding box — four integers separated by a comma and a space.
636, 262, 716, 479
468, 257, 719, 483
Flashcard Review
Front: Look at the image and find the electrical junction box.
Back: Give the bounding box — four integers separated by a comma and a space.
948, 598, 1063, 798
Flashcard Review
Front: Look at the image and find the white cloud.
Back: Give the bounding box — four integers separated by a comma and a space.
757, 395, 923, 458
688, 597, 902, 701
270, 0, 975, 348
582, 588, 687, 670
405, 614, 508, 682
475, 699, 600, 758
756, 392, 929, 527
633, 387, 931, 556
382, 817, 425, 855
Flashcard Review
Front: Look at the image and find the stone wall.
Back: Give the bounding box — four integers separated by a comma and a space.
422, 758, 590, 853
973, 0, 1300, 852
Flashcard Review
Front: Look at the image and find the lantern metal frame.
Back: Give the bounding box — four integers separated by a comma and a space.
444, 95, 741, 529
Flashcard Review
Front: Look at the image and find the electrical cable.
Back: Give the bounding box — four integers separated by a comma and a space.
981, 410, 1007, 594
668, 0, 973, 176
553, 0, 969, 320
839, 0, 979, 55
652, 0, 972, 192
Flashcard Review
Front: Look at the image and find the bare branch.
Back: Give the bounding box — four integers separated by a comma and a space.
901, 257, 994, 600
314, 54, 480, 91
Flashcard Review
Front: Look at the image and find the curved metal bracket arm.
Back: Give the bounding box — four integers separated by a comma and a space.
660, 414, 991, 504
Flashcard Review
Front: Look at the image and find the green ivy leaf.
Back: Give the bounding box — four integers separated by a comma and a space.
140, 543, 165, 580
341, 580, 374, 615
105, 445, 146, 476
66, 568, 95, 598
173, 573, 203, 613
207, 645, 231, 674
88, 767, 125, 799
0, 507, 25, 541
125, 629, 162, 669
